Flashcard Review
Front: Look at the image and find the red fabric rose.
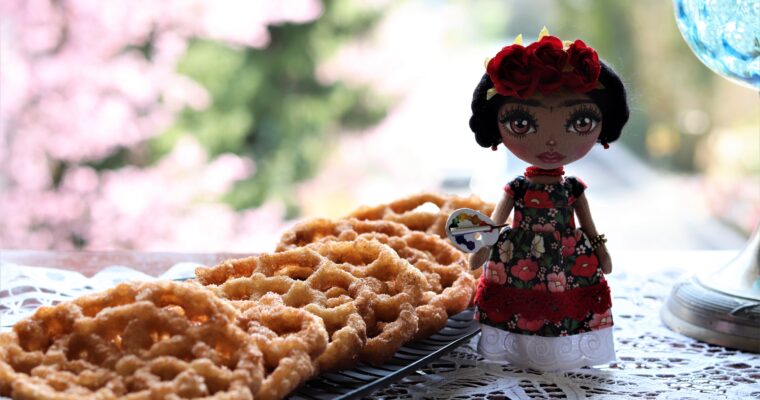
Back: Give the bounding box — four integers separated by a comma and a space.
487, 44, 539, 98
562, 40, 601, 93
547, 272, 566, 293
571, 254, 598, 277
589, 309, 613, 330
517, 316, 545, 331
485, 261, 507, 284
561, 236, 577, 257
524, 190, 553, 208
531, 223, 555, 233
511, 259, 538, 281
527, 36, 567, 94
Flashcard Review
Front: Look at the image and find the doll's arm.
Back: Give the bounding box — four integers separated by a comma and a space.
574, 193, 612, 274
468, 192, 514, 270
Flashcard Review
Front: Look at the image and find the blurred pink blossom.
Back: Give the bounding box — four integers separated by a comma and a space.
0, 0, 319, 251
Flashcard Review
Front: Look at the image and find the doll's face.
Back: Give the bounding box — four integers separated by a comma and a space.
497, 91, 603, 169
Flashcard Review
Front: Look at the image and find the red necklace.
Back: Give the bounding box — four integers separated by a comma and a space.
524, 166, 565, 177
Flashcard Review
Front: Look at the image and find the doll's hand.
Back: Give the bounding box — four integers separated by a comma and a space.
596, 246, 612, 274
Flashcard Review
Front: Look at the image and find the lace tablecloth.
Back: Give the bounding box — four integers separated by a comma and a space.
1, 258, 758, 399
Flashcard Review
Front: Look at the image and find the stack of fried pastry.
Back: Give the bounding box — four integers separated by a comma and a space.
196, 192, 491, 372
0, 281, 326, 399
0, 193, 492, 400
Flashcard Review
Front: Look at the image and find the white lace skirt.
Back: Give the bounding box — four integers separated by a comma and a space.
478, 324, 616, 371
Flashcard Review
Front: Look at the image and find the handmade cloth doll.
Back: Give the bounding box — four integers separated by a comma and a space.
452, 29, 629, 371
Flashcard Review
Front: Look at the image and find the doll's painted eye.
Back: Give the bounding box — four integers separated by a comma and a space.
509, 118, 534, 135
565, 106, 602, 135
569, 117, 597, 134
499, 107, 538, 137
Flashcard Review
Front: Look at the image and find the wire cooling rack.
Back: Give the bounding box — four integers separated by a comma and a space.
289, 308, 479, 400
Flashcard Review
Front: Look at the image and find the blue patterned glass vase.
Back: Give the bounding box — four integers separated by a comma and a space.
674, 0, 760, 89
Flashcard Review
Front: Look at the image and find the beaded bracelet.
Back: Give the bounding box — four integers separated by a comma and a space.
590, 234, 607, 250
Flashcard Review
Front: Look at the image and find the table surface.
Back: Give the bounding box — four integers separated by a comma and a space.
1, 249, 758, 399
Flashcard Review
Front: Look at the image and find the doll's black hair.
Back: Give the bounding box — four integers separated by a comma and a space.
468, 61, 629, 148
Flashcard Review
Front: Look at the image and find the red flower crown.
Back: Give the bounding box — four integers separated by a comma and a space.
485, 28, 602, 99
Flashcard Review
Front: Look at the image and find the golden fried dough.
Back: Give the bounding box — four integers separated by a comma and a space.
348, 192, 495, 238
236, 294, 328, 400
196, 248, 368, 372
276, 218, 409, 252
0, 281, 264, 400
277, 218, 476, 340
307, 239, 427, 365
197, 239, 433, 367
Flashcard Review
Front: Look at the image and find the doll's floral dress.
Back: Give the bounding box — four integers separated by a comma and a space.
474, 176, 615, 371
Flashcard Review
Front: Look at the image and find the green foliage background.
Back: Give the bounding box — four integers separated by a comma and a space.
151, 2, 387, 216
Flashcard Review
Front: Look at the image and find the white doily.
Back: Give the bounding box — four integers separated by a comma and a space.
0, 262, 199, 329
0, 262, 758, 399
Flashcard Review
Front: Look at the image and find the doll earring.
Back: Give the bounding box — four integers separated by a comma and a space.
602, 142, 610, 149
491, 143, 499, 151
